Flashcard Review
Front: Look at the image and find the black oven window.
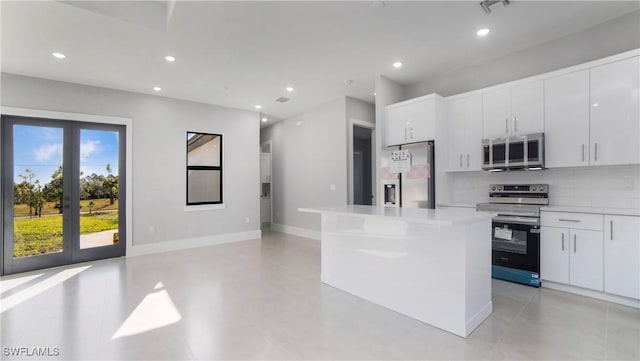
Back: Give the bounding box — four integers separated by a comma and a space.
493, 226, 528, 254
186, 132, 222, 205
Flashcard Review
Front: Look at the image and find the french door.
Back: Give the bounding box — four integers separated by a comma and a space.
1, 115, 126, 275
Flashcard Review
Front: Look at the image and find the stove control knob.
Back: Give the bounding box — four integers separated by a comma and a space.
531, 185, 538, 192
490, 185, 497, 192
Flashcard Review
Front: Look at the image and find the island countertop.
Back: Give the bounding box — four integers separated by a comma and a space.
298, 205, 495, 227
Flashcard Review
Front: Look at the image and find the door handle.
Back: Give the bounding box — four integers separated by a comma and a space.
594, 143, 598, 161
505, 118, 509, 133
404, 128, 408, 140
466, 154, 470, 168
610, 220, 613, 240
514, 116, 517, 133
409, 127, 413, 139
459, 154, 463, 168
582, 144, 585, 162
561, 233, 565, 251
558, 218, 580, 223
573, 234, 577, 253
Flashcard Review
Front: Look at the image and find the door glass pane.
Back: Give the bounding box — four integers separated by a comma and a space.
12, 125, 64, 258
492, 225, 528, 254
79, 129, 120, 249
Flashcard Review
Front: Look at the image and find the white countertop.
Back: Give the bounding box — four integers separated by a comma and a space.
298, 205, 495, 226
541, 206, 640, 217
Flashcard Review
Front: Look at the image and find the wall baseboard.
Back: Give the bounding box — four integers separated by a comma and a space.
271, 223, 320, 240
127, 230, 262, 257
542, 280, 640, 309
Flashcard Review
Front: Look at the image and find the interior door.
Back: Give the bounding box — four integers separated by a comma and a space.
2, 116, 125, 275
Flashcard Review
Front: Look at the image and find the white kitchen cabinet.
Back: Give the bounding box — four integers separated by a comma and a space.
385, 94, 443, 146
482, 80, 544, 139
569, 229, 604, 291
540, 226, 570, 284
260, 153, 271, 183
604, 215, 640, 299
447, 95, 483, 171
541, 211, 604, 291
544, 70, 590, 168
590, 56, 640, 166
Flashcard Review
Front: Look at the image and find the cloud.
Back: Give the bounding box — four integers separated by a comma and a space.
34, 143, 63, 162
80, 140, 100, 161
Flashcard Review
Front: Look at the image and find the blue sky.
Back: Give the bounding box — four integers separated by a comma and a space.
13, 125, 119, 184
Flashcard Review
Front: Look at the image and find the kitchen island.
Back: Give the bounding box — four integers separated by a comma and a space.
298, 205, 495, 338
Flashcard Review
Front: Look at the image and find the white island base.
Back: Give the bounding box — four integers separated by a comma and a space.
299, 205, 494, 338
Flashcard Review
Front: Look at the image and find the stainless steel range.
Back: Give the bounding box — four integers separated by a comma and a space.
476, 184, 549, 287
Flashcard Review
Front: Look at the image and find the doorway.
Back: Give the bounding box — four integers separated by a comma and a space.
352, 125, 373, 205
260, 141, 272, 229
1, 115, 126, 275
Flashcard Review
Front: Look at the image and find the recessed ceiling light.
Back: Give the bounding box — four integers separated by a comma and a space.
52, 52, 66, 59
476, 28, 491, 37
286, 87, 294, 92
153, 86, 162, 92
374, 92, 377, 96
255, 105, 262, 109
165, 55, 176, 62
262, 117, 268, 122
392, 61, 403, 68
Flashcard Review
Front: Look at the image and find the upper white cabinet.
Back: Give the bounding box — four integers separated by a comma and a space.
385, 94, 443, 146
590, 56, 640, 166
604, 215, 640, 299
544, 70, 590, 168
482, 80, 544, 138
447, 95, 483, 171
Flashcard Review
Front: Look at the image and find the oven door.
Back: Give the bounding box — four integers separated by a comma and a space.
491, 216, 540, 273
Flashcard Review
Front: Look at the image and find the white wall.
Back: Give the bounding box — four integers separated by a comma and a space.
405, 11, 640, 99
449, 166, 640, 209
260, 98, 348, 233
2, 73, 260, 248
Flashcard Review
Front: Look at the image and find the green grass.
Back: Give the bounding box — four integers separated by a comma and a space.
13, 211, 119, 257
14, 198, 118, 218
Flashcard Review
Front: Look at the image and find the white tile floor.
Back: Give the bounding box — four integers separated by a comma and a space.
1, 230, 639, 360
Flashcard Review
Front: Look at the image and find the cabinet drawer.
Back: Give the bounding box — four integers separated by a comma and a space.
541, 212, 603, 231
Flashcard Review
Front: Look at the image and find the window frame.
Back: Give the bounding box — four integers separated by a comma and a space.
186, 131, 223, 206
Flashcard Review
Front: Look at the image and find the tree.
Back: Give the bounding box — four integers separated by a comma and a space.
43, 165, 64, 214
17, 169, 38, 218
104, 163, 118, 205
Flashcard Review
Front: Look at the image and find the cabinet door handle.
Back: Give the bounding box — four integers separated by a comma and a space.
505, 118, 509, 133
610, 220, 613, 240
466, 154, 470, 168
561, 233, 565, 251
460, 154, 463, 168
404, 128, 408, 140
594, 143, 598, 161
410, 127, 413, 139
574, 234, 577, 253
582, 144, 585, 162
558, 218, 580, 223
514, 116, 517, 133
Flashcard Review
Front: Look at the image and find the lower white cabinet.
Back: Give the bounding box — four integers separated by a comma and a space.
541, 226, 604, 291
604, 215, 640, 299
541, 211, 604, 291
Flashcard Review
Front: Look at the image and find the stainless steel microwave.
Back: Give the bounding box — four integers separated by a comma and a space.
482, 133, 545, 171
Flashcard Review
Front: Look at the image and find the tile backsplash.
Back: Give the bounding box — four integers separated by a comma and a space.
450, 165, 640, 209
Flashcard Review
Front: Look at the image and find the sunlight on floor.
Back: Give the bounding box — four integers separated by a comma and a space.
111, 284, 181, 339
0, 266, 91, 314
0, 273, 44, 295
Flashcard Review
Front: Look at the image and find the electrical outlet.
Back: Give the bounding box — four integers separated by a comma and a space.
245, 217, 250, 223
624, 178, 634, 191
149, 225, 155, 234
329, 184, 336, 191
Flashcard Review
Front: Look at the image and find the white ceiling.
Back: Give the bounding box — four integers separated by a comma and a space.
2, 1, 639, 123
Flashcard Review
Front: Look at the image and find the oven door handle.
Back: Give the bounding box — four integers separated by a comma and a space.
493, 216, 540, 226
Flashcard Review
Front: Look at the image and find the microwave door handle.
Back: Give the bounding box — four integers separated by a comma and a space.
514, 116, 517, 133
505, 118, 508, 134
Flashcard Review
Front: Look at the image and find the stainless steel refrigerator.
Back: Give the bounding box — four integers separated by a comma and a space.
391, 141, 435, 209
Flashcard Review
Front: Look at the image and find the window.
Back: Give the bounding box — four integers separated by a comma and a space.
186, 132, 222, 205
